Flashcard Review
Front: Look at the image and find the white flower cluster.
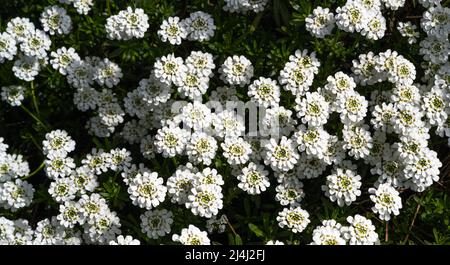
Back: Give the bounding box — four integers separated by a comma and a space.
158, 11, 216, 45
0, 138, 33, 213
1, 85, 26, 106
310, 216, 379, 245
307, 0, 404, 40
58, 0, 94, 15
106, 7, 149, 40
223, 0, 269, 13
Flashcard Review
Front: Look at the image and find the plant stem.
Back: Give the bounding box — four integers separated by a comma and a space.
106, 0, 111, 15
385, 222, 389, 242
403, 202, 421, 244
224, 215, 238, 237
22, 161, 45, 180
20, 105, 49, 130
30, 81, 40, 115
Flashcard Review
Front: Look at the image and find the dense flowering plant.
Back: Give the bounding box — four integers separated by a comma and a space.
0, 0, 449, 245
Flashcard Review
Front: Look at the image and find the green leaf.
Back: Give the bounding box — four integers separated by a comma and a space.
248, 223, 265, 238
235, 234, 243, 245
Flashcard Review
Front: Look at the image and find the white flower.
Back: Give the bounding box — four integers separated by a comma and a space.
343, 124, 373, 159
391, 84, 421, 106
50, 47, 80, 75
155, 125, 190, 158
422, 86, 448, 126
185, 51, 215, 78
212, 110, 245, 139
127, 172, 167, 210
275, 180, 304, 206
418, 0, 442, 8
322, 168, 362, 207
324, 71, 356, 99
109, 235, 140, 245
392, 57, 416, 85
12, 55, 41, 82
140, 209, 173, 239
322, 136, 346, 166
263, 106, 297, 135
57, 201, 81, 228
294, 125, 329, 158
42, 129, 76, 158
193, 167, 224, 187
20, 29, 51, 59
73, 0, 93, 15
69, 166, 98, 194
187, 132, 218, 166
397, 21, 420, 44
351, 52, 382, 86
33, 217, 64, 245
0, 32, 17, 63
77, 193, 109, 222
219, 55, 254, 86
305, 6, 335, 38
154, 53, 187, 86
167, 166, 196, 204
184, 11, 216, 42
266, 240, 284, 245
296, 153, 328, 179
45, 153, 76, 179
180, 101, 212, 131
176, 68, 209, 100
237, 162, 270, 195
277, 206, 310, 233
40, 5, 72, 35
264, 136, 299, 172
221, 137, 252, 165
382, 0, 406, 10
137, 75, 172, 108
94, 58, 122, 88
392, 103, 424, 136
6, 17, 35, 42
157, 16, 187, 45
371, 103, 396, 133
209, 85, 238, 104
343, 215, 379, 245
48, 177, 76, 203
108, 148, 132, 171
335, 90, 368, 124
1, 85, 25, 106
106, 7, 149, 40
66, 60, 94, 89
98, 102, 125, 127
420, 36, 450, 65
420, 5, 450, 39
0, 179, 34, 212
81, 148, 111, 175
295, 92, 330, 127
186, 184, 223, 218
310, 219, 346, 245
279, 62, 314, 96
335, 1, 368, 33
403, 148, 442, 192
248, 77, 280, 107
371, 147, 405, 188
172, 225, 210, 245
84, 211, 121, 244
369, 183, 402, 221
361, 13, 386, 40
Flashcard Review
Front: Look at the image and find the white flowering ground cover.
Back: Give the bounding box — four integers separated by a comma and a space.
0, 0, 449, 245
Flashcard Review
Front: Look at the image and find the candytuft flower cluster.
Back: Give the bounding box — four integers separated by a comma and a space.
0, 0, 449, 246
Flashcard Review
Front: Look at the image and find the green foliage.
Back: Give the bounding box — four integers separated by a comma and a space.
0, 0, 449, 245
